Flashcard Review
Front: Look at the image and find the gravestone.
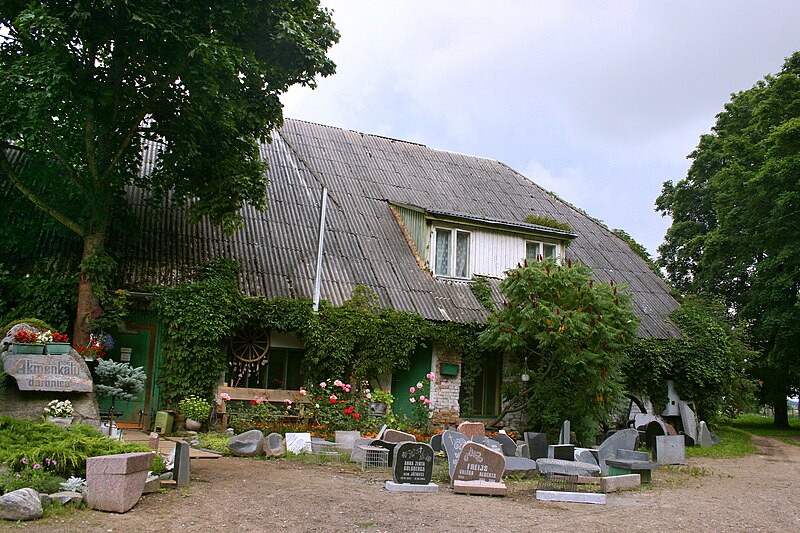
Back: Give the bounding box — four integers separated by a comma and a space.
85, 452, 153, 513
605, 458, 660, 483
350, 437, 375, 463
3, 350, 93, 392
524, 432, 548, 460
516, 443, 529, 458
536, 458, 601, 477
574, 447, 599, 465
616, 449, 650, 462
452, 442, 506, 484
147, 432, 160, 451
457, 421, 485, 439
228, 430, 265, 457
559, 420, 571, 444
655, 435, 686, 464
335, 431, 361, 450
471, 435, 488, 444
382, 429, 416, 443
391, 442, 434, 484
698, 421, 713, 448
490, 433, 517, 457
442, 430, 470, 478
678, 401, 698, 444
596, 428, 639, 475
285, 432, 312, 454
633, 413, 659, 429
549, 444, 575, 461
371, 439, 398, 465
502, 456, 538, 477
429, 433, 443, 453
173, 441, 191, 487
264, 432, 286, 458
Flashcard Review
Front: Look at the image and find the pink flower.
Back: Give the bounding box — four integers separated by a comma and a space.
319, 382, 327, 388
409, 387, 416, 394
334, 379, 343, 387
419, 395, 426, 401
33, 463, 41, 469
254, 396, 265, 404
424, 399, 431, 405
15, 473, 21, 478
366, 393, 372, 399
285, 399, 292, 404
299, 388, 307, 396
416, 382, 423, 389
409, 397, 416, 403
427, 372, 436, 381
364, 389, 371, 394
21, 458, 26, 465
219, 392, 231, 401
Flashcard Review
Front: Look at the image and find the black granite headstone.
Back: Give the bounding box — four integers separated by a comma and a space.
371, 439, 397, 465
429, 433, 443, 453
392, 442, 434, 485
524, 432, 548, 460
490, 433, 518, 457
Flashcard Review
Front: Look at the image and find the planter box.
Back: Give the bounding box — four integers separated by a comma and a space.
12, 343, 45, 355
45, 343, 71, 355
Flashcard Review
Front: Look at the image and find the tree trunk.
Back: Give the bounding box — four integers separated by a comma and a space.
72, 228, 105, 349
773, 400, 790, 428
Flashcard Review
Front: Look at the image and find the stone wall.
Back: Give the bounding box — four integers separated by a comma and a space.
0, 384, 101, 427
430, 343, 460, 426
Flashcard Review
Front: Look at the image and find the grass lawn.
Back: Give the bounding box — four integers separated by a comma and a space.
720, 414, 800, 447
686, 414, 800, 458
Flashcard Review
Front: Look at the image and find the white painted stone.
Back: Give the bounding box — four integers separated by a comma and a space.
285, 432, 312, 454
384, 481, 438, 493
536, 490, 606, 504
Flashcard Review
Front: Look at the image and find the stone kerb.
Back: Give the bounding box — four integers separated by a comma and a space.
85, 452, 154, 513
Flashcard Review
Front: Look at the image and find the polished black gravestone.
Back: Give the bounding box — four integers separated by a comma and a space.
392, 442, 434, 484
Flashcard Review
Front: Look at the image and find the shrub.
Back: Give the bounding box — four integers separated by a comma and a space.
179, 395, 212, 421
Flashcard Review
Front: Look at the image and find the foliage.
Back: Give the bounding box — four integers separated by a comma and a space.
0, 0, 339, 345
405, 373, 436, 434
523, 214, 574, 233
94, 360, 146, 402
227, 400, 282, 435
0, 273, 77, 333
625, 296, 759, 422
0, 457, 65, 495
0, 317, 55, 338
179, 395, 212, 422
611, 228, 661, 278
656, 52, 800, 425
197, 432, 232, 455
685, 426, 757, 458
469, 276, 495, 312
44, 399, 74, 418
0, 416, 154, 478
480, 259, 639, 444
59, 476, 86, 493
303, 379, 372, 433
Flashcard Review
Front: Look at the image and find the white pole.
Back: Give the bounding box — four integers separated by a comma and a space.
312, 188, 328, 312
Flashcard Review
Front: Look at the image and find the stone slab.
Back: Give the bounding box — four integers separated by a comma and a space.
385, 481, 438, 493
285, 432, 312, 454
490, 433, 518, 457
699, 421, 713, 448
335, 431, 361, 450
429, 433, 443, 452
392, 442, 434, 485
616, 449, 651, 462
457, 421, 486, 439
442, 430, 470, 479
655, 435, 686, 465
452, 442, 505, 484
678, 401, 698, 443
452, 479, 507, 497
536, 490, 606, 505
597, 428, 639, 475
3, 351, 93, 392
350, 437, 375, 462
559, 420, 571, 444
85, 452, 153, 513
173, 441, 191, 487
524, 432, 548, 460
85, 452, 153, 475
600, 474, 641, 493
605, 459, 660, 470
382, 429, 417, 443
502, 456, 538, 477
536, 458, 601, 477
574, 447, 598, 465
549, 444, 575, 461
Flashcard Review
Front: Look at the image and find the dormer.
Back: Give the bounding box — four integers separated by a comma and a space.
389, 202, 577, 280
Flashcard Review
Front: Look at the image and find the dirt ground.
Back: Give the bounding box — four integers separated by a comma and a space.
6, 435, 800, 533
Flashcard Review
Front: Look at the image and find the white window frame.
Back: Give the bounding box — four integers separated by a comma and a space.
432, 227, 471, 279
525, 240, 560, 262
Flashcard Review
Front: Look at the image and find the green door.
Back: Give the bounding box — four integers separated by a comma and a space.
98, 327, 154, 426
391, 345, 432, 417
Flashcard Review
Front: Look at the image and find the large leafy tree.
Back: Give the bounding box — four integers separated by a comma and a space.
0, 1, 338, 345
656, 52, 800, 426
480, 260, 639, 444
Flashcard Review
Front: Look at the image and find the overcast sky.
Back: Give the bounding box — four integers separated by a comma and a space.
282, 1, 800, 257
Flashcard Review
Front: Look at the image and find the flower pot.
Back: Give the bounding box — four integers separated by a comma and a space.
369, 402, 387, 416
46, 416, 73, 428
185, 418, 202, 431
12, 343, 45, 355
45, 342, 71, 355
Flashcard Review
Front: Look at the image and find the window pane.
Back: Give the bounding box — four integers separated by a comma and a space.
526, 241, 540, 261
455, 231, 470, 278
543, 244, 557, 259
434, 229, 451, 276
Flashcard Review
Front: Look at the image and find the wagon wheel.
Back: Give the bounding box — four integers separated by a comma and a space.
230, 327, 270, 363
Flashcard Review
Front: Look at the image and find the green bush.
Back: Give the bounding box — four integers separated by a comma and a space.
179, 395, 212, 421
0, 465, 65, 495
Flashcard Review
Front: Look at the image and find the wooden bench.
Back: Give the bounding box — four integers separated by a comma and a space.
215, 386, 309, 430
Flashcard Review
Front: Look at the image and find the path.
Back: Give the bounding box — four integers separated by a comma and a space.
8, 436, 800, 532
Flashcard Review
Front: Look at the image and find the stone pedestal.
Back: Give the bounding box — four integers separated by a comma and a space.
85, 452, 154, 513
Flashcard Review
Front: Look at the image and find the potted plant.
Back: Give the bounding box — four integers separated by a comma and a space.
367, 389, 395, 416
179, 395, 212, 430
11, 330, 46, 354
77, 332, 115, 361
44, 399, 74, 427
44, 331, 71, 354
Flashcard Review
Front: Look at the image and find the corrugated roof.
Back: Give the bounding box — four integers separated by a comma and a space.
118, 119, 681, 339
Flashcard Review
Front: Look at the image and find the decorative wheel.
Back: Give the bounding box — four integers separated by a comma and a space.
230, 327, 270, 363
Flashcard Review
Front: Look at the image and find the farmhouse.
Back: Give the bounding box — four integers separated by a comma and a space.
94, 119, 679, 428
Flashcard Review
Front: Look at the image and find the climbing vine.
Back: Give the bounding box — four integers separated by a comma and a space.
523, 214, 573, 233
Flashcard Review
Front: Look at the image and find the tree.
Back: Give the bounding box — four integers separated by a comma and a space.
0, 1, 339, 346
480, 259, 639, 444
656, 52, 800, 426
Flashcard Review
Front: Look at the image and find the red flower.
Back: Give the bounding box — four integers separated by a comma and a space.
329, 398, 336, 404
250, 400, 256, 405
343, 407, 354, 414
352, 413, 360, 419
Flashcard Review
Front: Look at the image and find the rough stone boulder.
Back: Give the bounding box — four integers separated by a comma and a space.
0, 488, 43, 521
228, 429, 265, 456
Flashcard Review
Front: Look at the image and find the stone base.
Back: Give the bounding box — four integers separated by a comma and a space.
452, 480, 507, 497
385, 481, 438, 493
600, 474, 641, 493
536, 490, 606, 505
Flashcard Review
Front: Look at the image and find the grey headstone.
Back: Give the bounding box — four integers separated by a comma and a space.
382, 429, 416, 443
597, 428, 639, 475
335, 431, 361, 450
441, 430, 470, 479
633, 413, 659, 430
490, 433, 518, 457
471, 434, 488, 444
265, 432, 286, 457
655, 435, 686, 464
173, 441, 191, 487
574, 447, 599, 465
537, 458, 601, 477
484, 439, 504, 454
678, 401, 698, 444
549, 444, 575, 461
524, 432, 548, 460
228, 429, 265, 457
0, 488, 43, 521
559, 420, 571, 444
429, 433, 443, 452
502, 456, 538, 477
142, 476, 160, 494
48, 491, 84, 505
452, 442, 505, 483
698, 421, 713, 448
392, 442, 434, 484
350, 437, 375, 462
616, 449, 651, 462
516, 443, 529, 458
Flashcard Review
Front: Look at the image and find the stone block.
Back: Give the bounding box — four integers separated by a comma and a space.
536, 490, 606, 504
142, 475, 160, 494
616, 449, 651, 462
600, 474, 641, 493
655, 435, 686, 465
85, 452, 153, 513
699, 421, 713, 448
549, 444, 575, 461
524, 432, 548, 460
457, 421, 485, 439
382, 429, 416, 443
49, 491, 84, 505
385, 481, 438, 493
490, 433, 517, 457
285, 432, 311, 454
536, 458, 601, 477
173, 441, 191, 487
452, 479, 507, 496
597, 428, 639, 474
502, 457, 538, 478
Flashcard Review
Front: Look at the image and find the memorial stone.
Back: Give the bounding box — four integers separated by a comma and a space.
457, 421, 485, 439
442, 430, 470, 478
596, 428, 639, 474
490, 433, 517, 457
516, 443, 529, 458
678, 401, 698, 444
429, 433, 443, 453
698, 421, 713, 448
559, 420, 571, 444
536, 458, 601, 477
350, 437, 375, 463
524, 432, 548, 460
85, 452, 153, 513
502, 456, 538, 477
3, 351, 93, 392
484, 439, 504, 454
334, 431, 361, 450
285, 432, 312, 454
549, 444, 575, 461
392, 442, 434, 484
655, 435, 686, 465
574, 447, 599, 465
452, 442, 505, 484
147, 432, 159, 451
382, 429, 416, 443
173, 441, 191, 487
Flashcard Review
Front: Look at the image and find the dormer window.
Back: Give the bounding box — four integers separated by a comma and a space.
433, 227, 471, 278
526, 240, 558, 262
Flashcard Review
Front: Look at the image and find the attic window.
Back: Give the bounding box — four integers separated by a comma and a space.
526, 241, 558, 261
433, 227, 470, 278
